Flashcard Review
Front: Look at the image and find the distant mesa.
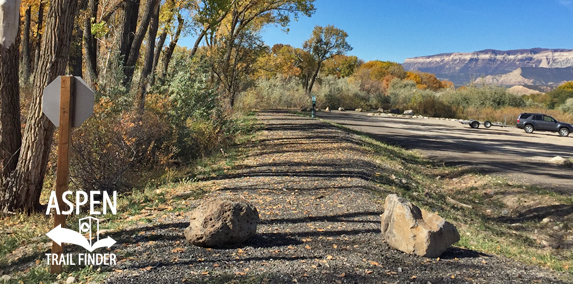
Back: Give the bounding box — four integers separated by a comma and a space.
403, 48, 573, 87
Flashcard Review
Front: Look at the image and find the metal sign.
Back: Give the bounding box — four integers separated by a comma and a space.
312, 96, 316, 102
43, 76, 94, 127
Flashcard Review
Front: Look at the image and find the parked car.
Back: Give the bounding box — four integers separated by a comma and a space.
516, 113, 573, 137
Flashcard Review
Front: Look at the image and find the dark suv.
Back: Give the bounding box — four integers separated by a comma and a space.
516, 113, 573, 137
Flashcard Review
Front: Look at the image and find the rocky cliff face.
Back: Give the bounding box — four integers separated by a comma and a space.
402, 48, 573, 85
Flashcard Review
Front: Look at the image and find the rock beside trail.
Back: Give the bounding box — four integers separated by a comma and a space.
549, 156, 572, 166
325, 107, 330, 112
184, 199, 259, 247
380, 194, 460, 257
338, 107, 345, 111
404, 110, 414, 115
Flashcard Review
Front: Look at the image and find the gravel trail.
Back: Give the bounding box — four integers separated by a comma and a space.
106, 111, 566, 284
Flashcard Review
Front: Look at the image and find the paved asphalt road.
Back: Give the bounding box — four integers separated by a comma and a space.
317, 111, 573, 194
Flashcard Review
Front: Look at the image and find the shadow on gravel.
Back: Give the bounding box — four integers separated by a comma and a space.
494, 204, 573, 224
440, 247, 489, 259
260, 211, 380, 225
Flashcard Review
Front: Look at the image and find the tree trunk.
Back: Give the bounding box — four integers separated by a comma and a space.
21, 6, 32, 80
0, 0, 22, 199
124, 0, 158, 86
307, 61, 322, 95
135, 0, 160, 113
118, 0, 139, 66
149, 26, 167, 86
158, 14, 184, 82
3, 0, 80, 214
83, 0, 98, 87
69, 22, 83, 76
33, 0, 44, 73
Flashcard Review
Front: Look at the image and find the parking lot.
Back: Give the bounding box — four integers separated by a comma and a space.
317, 111, 573, 193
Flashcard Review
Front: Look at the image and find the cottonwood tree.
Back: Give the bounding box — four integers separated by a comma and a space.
0, 0, 22, 192
212, 0, 316, 107
302, 25, 351, 95
1, 0, 80, 213
122, 0, 159, 85
135, 0, 161, 112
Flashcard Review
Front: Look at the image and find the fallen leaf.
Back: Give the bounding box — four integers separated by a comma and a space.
337, 273, 345, 278
332, 244, 338, 249
326, 255, 333, 260
142, 266, 153, 271
305, 245, 311, 250
235, 272, 246, 276
369, 261, 380, 266
213, 264, 220, 267
365, 270, 373, 274
171, 247, 186, 253
411, 275, 417, 279
451, 275, 455, 279
201, 271, 209, 275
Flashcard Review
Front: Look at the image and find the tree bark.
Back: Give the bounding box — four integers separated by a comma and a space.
124, 0, 158, 86
69, 22, 83, 76
135, 0, 160, 113
149, 26, 167, 86
118, 0, 139, 66
0, 1, 22, 197
83, 0, 98, 87
33, 0, 44, 73
3, 0, 80, 213
21, 6, 32, 80
158, 14, 184, 82
307, 61, 322, 95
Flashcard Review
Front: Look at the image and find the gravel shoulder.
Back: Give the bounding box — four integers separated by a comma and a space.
316, 111, 573, 194
105, 110, 568, 284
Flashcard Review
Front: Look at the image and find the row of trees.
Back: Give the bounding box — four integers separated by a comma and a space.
0, 0, 320, 213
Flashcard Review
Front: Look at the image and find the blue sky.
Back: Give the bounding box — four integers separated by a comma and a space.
180, 0, 573, 63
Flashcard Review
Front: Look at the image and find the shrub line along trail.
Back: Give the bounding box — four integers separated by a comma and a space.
106, 111, 566, 283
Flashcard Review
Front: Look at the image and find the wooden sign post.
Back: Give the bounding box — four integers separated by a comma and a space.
43, 75, 93, 274
51, 76, 74, 274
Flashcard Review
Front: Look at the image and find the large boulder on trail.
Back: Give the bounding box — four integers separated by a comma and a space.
380, 194, 459, 257
184, 198, 259, 247
404, 110, 414, 116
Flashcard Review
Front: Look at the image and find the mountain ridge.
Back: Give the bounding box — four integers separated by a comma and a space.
402, 48, 573, 86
